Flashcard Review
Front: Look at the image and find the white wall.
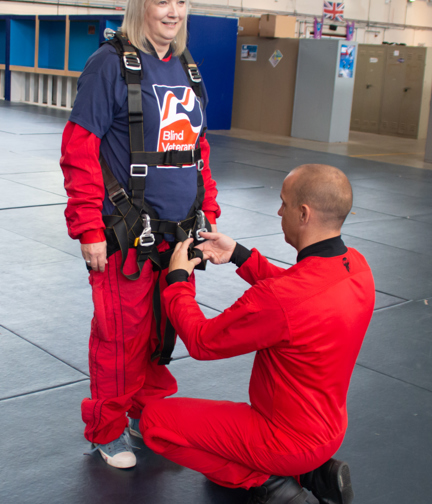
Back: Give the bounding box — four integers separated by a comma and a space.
228, 0, 432, 47
1, 0, 432, 46
0, 1, 120, 15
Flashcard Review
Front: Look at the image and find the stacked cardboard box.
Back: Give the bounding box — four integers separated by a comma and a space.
259, 15, 296, 38
238, 17, 260, 37
238, 15, 296, 38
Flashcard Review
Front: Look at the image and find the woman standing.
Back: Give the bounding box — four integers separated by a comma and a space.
60, 0, 219, 468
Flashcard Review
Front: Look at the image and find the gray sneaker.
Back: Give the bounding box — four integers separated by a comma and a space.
93, 430, 137, 469
128, 417, 143, 439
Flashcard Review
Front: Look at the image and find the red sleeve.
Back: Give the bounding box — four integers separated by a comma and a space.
199, 134, 221, 225
60, 121, 106, 243
162, 277, 288, 361
237, 249, 287, 286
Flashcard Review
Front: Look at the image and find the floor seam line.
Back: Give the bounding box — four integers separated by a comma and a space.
216, 201, 280, 218
344, 208, 404, 219
0, 324, 89, 377
0, 202, 67, 211
171, 355, 193, 362
197, 302, 223, 313
341, 231, 432, 255
373, 300, 412, 312
219, 185, 265, 191
231, 161, 291, 173
0, 178, 67, 198
0, 227, 81, 259
234, 232, 284, 241
0, 379, 90, 402
355, 362, 432, 393
374, 288, 408, 299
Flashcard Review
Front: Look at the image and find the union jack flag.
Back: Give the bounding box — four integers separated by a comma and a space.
323, 1, 345, 22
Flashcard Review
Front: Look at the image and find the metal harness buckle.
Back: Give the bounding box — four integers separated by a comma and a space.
196, 159, 204, 171
130, 164, 148, 177
188, 66, 201, 83
109, 187, 127, 204
195, 210, 207, 241
123, 53, 142, 71
138, 213, 155, 247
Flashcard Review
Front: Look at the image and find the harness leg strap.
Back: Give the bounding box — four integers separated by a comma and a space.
151, 269, 176, 366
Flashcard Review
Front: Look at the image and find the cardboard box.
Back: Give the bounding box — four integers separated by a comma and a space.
259, 14, 296, 38
238, 17, 260, 37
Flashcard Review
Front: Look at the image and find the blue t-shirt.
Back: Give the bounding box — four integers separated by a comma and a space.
69, 42, 208, 223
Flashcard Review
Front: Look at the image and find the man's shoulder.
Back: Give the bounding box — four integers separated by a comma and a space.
270, 249, 373, 300
345, 247, 373, 274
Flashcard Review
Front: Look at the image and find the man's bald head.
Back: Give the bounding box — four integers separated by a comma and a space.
284, 164, 353, 229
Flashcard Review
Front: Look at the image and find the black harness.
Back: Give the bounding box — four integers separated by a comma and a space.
100, 32, 210, 365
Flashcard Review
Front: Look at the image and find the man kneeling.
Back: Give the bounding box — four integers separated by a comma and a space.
139, 164, 375, 504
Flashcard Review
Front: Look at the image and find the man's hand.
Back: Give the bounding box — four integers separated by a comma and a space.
195, 232, 236, 265
169, 238, 202, 274
81, 241, 108, 273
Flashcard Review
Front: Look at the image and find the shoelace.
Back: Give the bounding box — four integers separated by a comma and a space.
84, 430, 140, 456
129, 418, 143, 438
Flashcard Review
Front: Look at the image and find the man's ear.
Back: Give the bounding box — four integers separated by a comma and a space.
299, 204, 311, 224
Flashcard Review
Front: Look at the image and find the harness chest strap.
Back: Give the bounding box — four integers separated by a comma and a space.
100, 155, 208, 278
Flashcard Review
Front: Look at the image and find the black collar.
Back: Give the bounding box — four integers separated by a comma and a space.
146, 40, 172, 60
297, 236, 347, 263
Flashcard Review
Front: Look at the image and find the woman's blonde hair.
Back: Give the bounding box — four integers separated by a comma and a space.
120, 0, 188, 57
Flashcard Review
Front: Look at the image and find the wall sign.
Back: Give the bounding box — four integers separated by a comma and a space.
338, 44, 356, 78
269, 50, 283, 68
241, 45, 258, 61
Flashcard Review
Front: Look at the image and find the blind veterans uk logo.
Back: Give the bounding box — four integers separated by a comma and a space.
153, 85, 203, 160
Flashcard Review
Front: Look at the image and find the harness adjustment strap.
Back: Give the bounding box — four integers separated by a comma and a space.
109, 187, 128, 205
188, 65, 201, 83
179, 48, 203, 98
123, 52, 142, 71
130, 164, 148, 177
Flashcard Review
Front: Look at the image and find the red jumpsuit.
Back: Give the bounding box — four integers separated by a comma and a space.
60, 124, 219, 444
140, 243, 375, 489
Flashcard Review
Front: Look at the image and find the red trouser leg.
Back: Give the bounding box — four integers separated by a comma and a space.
81, 249, 177, 444
128, 263, 188, 418
140, 398, 341, 490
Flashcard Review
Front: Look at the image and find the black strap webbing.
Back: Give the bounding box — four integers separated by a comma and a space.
151, 270, 176, 365
179, 47, 203, 99
100, 33, 207, 365
130, 148, 202, 167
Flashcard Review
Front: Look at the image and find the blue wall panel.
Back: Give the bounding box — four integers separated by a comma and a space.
39, 21, 65, 69
68, 21, 100, 71
0, 20, 6, 65
187, 15, 238, 130
105, 19, 122, 33
10, 19, 35, 67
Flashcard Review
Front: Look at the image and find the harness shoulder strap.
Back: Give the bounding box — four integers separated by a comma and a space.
179, 47, 203, 99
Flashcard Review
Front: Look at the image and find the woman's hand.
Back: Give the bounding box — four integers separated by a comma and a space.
169, 238, 202, 274
195, 232, 236, 265
81, 241, 108, 272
